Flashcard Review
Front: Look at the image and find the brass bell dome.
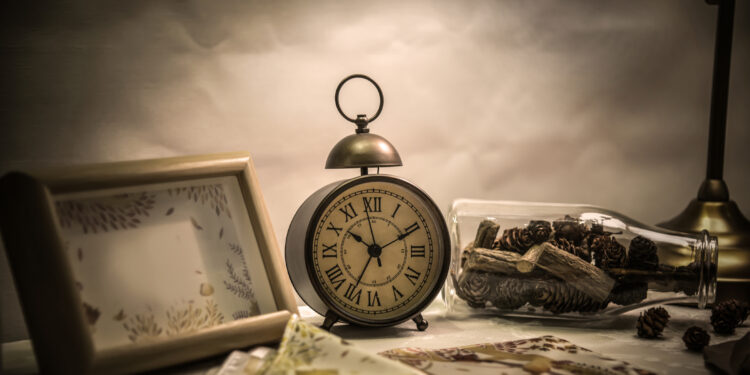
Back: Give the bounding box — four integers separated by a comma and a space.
326, 75, 402, 170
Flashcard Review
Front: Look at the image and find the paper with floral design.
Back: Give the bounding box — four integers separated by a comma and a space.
379, 336, 657, 375
54, 176, 277, 350
260, 315, 421, 375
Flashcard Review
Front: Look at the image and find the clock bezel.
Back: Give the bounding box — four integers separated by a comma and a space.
303, 174, 450, 327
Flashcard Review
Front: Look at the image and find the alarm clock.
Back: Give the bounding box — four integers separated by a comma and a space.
285, 74, 450, 331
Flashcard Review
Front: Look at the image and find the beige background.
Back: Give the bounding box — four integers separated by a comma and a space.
1, 0, 749, 342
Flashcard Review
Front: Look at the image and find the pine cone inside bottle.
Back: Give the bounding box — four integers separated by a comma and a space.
636, 306, 670, 338
550, 237, 591, 262
527, 220, 552, 244
592, 235, 627, 269
529, 279, 607, 314
682, 326, 710, 351
489, 276, 533, 310
711, 299, 746, 334
609, 282, 648, 306
494, 227, 535, 255
456, 270, 491, 308
628, 235, 659, 270
552, 216, 586, 245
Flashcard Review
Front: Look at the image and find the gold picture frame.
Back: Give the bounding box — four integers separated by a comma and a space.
0, 152, 297, 374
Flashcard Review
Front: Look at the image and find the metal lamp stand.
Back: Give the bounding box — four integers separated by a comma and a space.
658, 0, 750, 301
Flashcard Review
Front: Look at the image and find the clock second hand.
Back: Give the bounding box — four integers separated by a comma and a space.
354, 255, 373, 290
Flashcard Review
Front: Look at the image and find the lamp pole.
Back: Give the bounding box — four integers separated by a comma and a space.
658, 0, 750, 302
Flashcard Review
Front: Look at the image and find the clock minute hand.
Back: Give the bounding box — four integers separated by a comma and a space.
362, 202, 382, 267
380, 230, 415, 250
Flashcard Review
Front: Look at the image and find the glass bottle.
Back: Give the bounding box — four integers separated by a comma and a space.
443, 199, 718, 319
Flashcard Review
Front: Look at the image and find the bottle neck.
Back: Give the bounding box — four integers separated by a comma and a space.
694, 230, 718, 308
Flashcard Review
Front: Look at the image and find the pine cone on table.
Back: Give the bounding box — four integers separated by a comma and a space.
682, 326, 710, 351
552, 216, 586, 245
527, 220, 552, 244
550, 237, 591, 262
711, 299, 746, 334
592, 236, 627, 269
636, 306, 670, 338
628, 235, 659, 270
493, 227, 535, 255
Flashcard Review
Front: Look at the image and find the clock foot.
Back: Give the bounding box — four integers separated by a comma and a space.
413, 314, 428, 331
321, 310, 339, 331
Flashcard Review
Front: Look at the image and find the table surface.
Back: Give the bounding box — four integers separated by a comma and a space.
3, 300, 747, 374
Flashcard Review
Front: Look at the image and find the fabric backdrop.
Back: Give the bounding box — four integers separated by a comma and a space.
1, 0, 748, 342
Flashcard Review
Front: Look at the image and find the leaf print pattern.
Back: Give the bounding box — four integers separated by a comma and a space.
167, 184, 231, 218
124, 299, 224, 343
224, 243, 260, 319
56, 192, 155, 234
166, 299, 224, 336
123, 313, 163, 343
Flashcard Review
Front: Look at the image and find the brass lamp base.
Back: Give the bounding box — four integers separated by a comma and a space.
658, 195, 750, 302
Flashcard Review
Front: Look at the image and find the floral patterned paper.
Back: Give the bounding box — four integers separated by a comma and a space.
379, 336, 657, 375
261, 315, 422, 375
54, 176, 277, 350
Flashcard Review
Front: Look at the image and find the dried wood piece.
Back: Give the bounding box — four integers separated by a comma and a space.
465, 247, 522, 275
517, 243, 614, 302
474, 219, 500, 249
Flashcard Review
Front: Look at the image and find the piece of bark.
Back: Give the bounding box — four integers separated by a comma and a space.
465, 247, 522, 275
460, 241, 475, 268
517, 243, 614, 302
474, 219, 500, 249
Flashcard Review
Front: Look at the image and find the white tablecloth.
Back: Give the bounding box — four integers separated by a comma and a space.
3, 300, 747, 374
298, 301, 747, 375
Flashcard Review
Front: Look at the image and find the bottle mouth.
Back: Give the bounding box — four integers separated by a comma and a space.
697, 230, 718, 308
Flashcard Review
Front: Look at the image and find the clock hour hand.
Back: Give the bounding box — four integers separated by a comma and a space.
347, 231, 371, 247
348, 230, 382, 266
362, 202, 382, 267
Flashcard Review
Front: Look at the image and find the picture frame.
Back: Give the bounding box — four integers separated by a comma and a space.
0, 152, 298, 374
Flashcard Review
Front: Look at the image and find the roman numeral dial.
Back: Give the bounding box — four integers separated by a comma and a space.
311, 180, 444, 323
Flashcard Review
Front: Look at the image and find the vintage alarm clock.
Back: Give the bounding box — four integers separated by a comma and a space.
286, 74, 450, 331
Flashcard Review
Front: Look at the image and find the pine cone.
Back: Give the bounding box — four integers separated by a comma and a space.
550, 237, 591, 262
590, 223, 605, 235
489, 276, 532, 310
552, 216, 586, 245
527, 220, 552, 244
628, 236, 659, 270
592, 236, 627, 269
494, 227, 534, 255
529, 279, 607, 314
682, 326, 710, 351
609, 283, 648, 306
711, 299, 746, 334
456, 270, 491, 308
637, 307, 670, 338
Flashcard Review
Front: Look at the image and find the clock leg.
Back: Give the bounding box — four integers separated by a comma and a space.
413, 314, 428, 331
321, 310, 339, 331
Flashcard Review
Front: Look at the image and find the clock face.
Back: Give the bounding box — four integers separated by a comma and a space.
308, 177, 447, 324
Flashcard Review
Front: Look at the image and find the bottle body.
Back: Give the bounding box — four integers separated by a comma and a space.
443, 199, 718, 319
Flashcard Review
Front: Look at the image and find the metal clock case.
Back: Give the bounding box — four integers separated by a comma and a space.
287, 175, 450, 330
285, 74, 450, 331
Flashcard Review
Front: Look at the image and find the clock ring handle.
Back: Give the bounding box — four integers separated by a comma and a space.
335, 74, 384, 130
